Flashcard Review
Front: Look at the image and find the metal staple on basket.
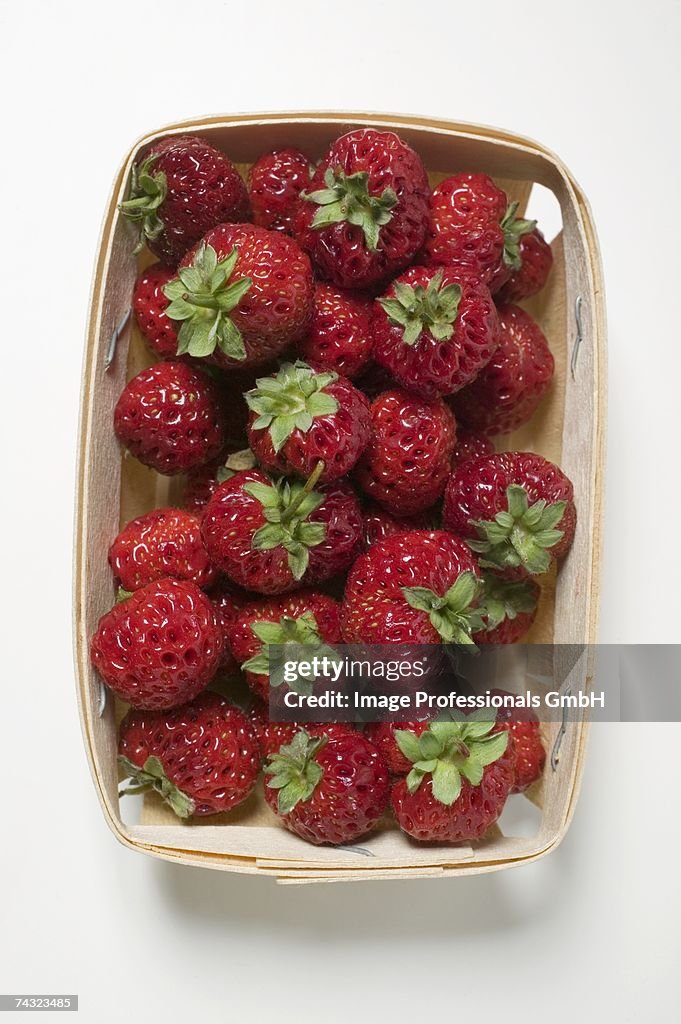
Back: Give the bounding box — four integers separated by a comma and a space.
570, 295, 584, 379
105, 308, 132, 370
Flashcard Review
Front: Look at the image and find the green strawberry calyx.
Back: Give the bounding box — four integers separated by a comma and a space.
118, 755, 195, 818
402, 571, 485, 645
479, 573, 539, 632
214, 449, 257, 485
500, 202, 536, 270
303, 166, 397, 251
246, 361, 339, 453
244, 463, 327, 581
243, 611, 322, 694
118, 155, 168, 254
378, 270, 462, 347
395, 718, 509, 806
264, 729, 326, 814
162, 243, 252, 361
468, 485, 566, 576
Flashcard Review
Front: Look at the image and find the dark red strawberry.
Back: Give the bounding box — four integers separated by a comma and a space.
227, 590, 342, 701
114, 361, 226, 476
341, 530, 483, 645
450, 427, 494, 469
182, 448, 257, 514
490, 689, 546, 792
109, 508, 217, 592
443, 452, 576, 577
264, 729, 389, 845
90, 579, 223, 710
390, 718, 515, 842
118, 134, 249, 266
296, 283, 374, 379
364, 720, 431, 775
372, 266, 499, 398
202, 467, 362, 594
132, 265, 179, 359
246, 361, 370, 483
452, 304, 554, 435
495, 227, 553, 303
118, 691, 259, 817
361, 504, 427, 551
248, 701, 355, 761
163, 224, 313, 370
354, 389, 456, 516
248, 148, 312, 233
474, 575, 540, 644
209, 578, 248, 673
294, 128, 429, 289
425, 173, 535, 291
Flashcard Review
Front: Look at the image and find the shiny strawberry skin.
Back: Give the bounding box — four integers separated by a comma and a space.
372, 267, 500, 398
248, 702, 355, 761
264, 731, 389, 844
209, 578, 248, 673
90, 579, 223, 710
453, 304, 554, 435
364, 720, 430, 775
296, 283, 374, 379
119, 692, 260, 815
361, 504, 427, 551
248, 148, 312, 233
108, 508, 217, 592
354, 389, 456, 516
133, 265, 179, 359
114, 361, 226, 476
248, 374, 370, 484
183, 457, 228, 514
136, 135, 249, 267
450, 427, 495, 470
179, 224, 314, 370
294, 129, 430, 289
341, 530, 479, 644
490, 690, 546, 792
425, 173, 509, 286
495, 228, 553, 303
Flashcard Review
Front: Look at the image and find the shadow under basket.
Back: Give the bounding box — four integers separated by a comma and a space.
73, 112, 606, 884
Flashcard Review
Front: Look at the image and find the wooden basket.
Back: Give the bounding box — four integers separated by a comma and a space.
73, 112, 606, 884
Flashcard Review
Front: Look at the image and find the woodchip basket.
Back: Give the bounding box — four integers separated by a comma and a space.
73, 112, 606, 884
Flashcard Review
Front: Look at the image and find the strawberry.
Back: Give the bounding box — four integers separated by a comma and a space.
294, 128, 429, 289
248, 148, 312, 233
118, 134, 249, 266
474, 574, 540, 644
372, 267, 499, 398
201, 467, 362, 594
108, 508, 217, 592
296, 283, 374, 379
248, 702, 354, 760
341, 530, 483, 645
425, 173, 535, 291
364, 720, 430, 775
354, 389, 456, 516
444, 453, 576, 578
114, 361, 226, 475
452, 304, 554, 435
183, 456, 232, 514
209, 578, 248, 673
490, 690, 546, 792
390, 718, 515, 842
90, 579, 223, 710
450, 427, 494, 469
227, 590, 342, 701
495, 227, 553, 304
264, 729, 389, 845
361, 504, 426, 551
246, 361, 370, 483
118, 692, 259, 817
163, 225, 313, 369
132, 265, 179, 359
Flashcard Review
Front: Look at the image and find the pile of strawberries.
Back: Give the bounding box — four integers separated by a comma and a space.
90, 128, 573, 847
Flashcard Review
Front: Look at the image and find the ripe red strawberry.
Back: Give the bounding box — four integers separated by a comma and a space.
495, 227, 553, 303
90, 579, 223, 710
342, 530, 483, 645
118, 692, 259, 817
114, 361, 226, 476
132, 265, 179, 359
354, 389, 456, 516
443, 452, 576, 577
452, 304, 554, 435
202, 467, 362, 594
296, 283, 374, 379
361, 504, 426, 551
474, 575, 540, 644
246, 361, 370, 483
372, 267, 499, 398
450, 427, 494, 470
182, 448, 257, 514
364, 720, 430, 775
108, 508, 217, 592
425, 173, 535, 291
390, 718, 515, 842
248, 148, 312, 233
264, 729, 389, 845
247, 702, 355, 760
227, 590, 342, 701
209, 578, 247, 673
118, 134, 249, 266
163, 224, 313, 370
490, 690, 546, 792
294, 128, 430, 289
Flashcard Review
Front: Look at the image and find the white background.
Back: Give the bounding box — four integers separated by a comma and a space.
1, 0, 680, 1019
